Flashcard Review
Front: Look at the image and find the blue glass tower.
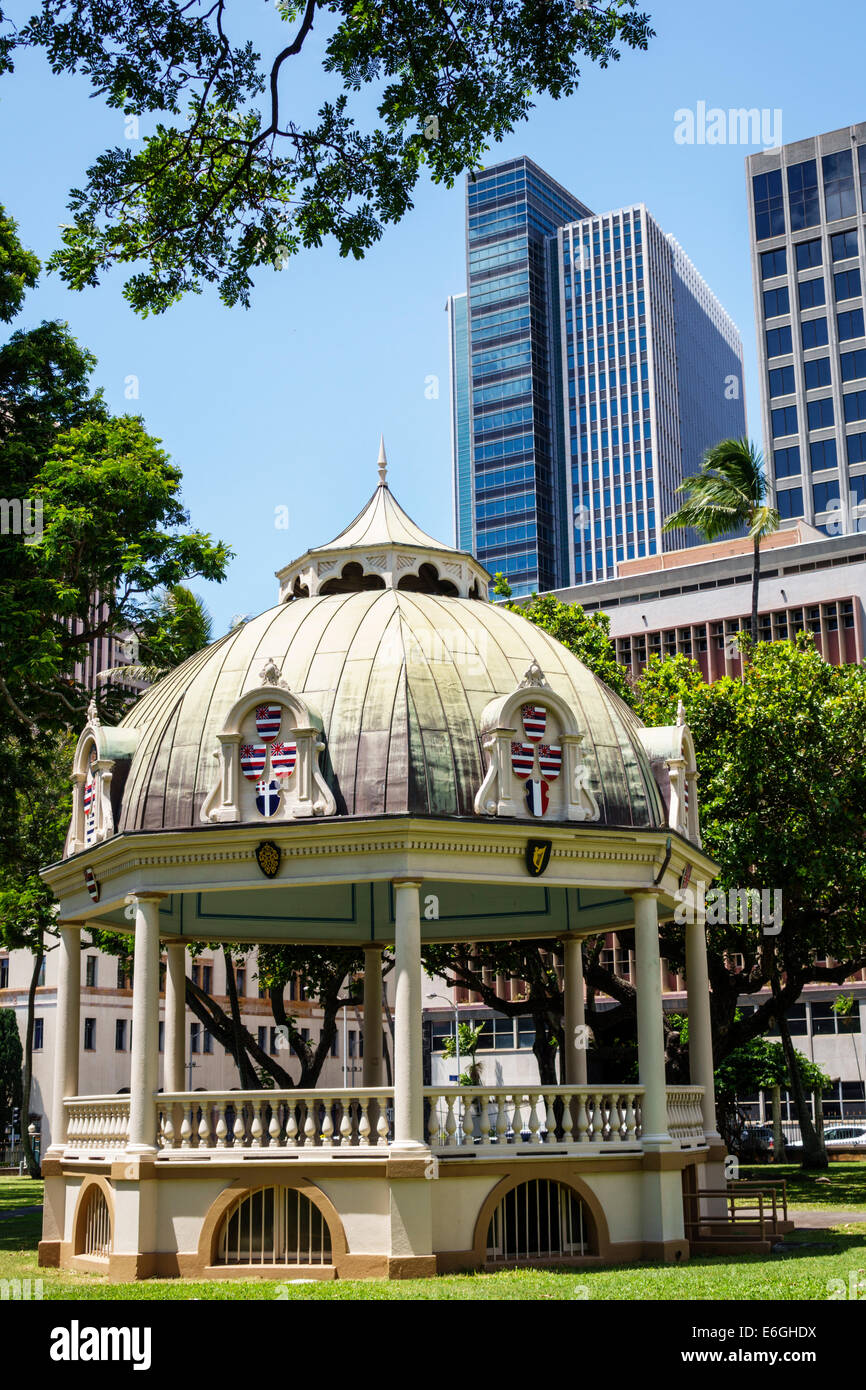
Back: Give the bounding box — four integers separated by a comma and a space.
447, 293, 473, 553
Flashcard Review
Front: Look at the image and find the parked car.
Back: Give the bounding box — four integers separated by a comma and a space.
738, 1123, 786, 1160
786, 1124, 866, 1156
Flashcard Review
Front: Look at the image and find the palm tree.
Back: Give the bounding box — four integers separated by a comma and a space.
663, 438, 780, 647
97, 585, 213, 688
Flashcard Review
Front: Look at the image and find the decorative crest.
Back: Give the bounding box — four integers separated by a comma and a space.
518, 660, 549, 689
258, 658, 289, 690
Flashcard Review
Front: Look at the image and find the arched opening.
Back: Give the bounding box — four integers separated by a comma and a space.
215, 1185, 333, 1267
396, 562, 459, 596
320, 562, 386, 595
76, 1184, 112, 1259
485, 1179, 594, 1265
291, 576, 309, 598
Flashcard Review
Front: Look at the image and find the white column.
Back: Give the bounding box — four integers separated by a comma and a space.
48, 923, 81, 1152
632, 891, 671, 1145
128, 895, 163, 1154
362, 946, 384, 1088
392, 879, 425, 1151
563, 936, 587, 1085
685, 913, 719, 1139
164, 941, 187, 1093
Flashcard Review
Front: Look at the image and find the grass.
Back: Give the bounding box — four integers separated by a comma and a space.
2, 1174, 865, 1301
738, 1163, 866, 1211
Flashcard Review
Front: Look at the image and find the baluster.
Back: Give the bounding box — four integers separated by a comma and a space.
181, 1106, 194, 1149
198, 1101, 211, 1149
160, 1108, 172, 1150
444, 1094, 457, 1149
376, 1098, 390, 1147
250, 1100, 264, 1148
635, 1093, 643, 1140
304, 1099, 318, 1147
545, 1093, 558, 1144
478, 1094, 492, 1145
286, 1104, 299, 1147
462, 1092, 475, 1145
511, 1093, 523, 1144
495, 1093, 509, 1146
589, 1091, 601, 1142
624, 1091, 638, 1142
233, 1105, 246, 1149
338, 1098, 353, 1147
320, 1100, 335, 1148
560, 1092, 574, 1144
215, 1102, 228, 1148
427, 1095, 441, 1148
528, 1094, 542, 1145
269, 1102, 282, 1148
357, 1097, 371, 1147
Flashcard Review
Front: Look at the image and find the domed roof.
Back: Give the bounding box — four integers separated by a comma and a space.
111, 589, 665, 833
67, 448, 672, 846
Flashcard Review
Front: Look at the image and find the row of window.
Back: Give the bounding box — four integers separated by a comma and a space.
771, 391, 866, 436
775, 437, 866, 475
767, 309, 865, 356
764, 268, 862, 318
774, 479, 866, 518
761, 228, 860, 280
753, 148, 864, 240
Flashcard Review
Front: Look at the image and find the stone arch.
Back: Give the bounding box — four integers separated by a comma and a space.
198, 1177, 348, 1271
72, 1175, 115, 1258
396, 562, 459, 597
320, 561, 386, 595
470, 1165, 611, 1266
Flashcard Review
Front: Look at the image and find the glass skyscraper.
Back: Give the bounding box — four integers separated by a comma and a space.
450, 158, 746, 592
747, 123, 866, 536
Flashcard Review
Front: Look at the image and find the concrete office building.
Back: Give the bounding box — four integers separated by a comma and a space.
747, 122, 866, 536
450, 157, 746, 595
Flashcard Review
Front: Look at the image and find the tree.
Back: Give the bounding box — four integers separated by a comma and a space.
3, 3, 652, 313
703, 1021, 829, 1156
98, 584, 214, 687
500, 592, 636, 707
0, 213, 232, 736
442, 1021, 485, 1088
0, 205, 39, 322
663, 438, 779, 646
0, 1007, 23, 1159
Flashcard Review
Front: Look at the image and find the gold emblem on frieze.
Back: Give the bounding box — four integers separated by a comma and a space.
255, 840, 282, 879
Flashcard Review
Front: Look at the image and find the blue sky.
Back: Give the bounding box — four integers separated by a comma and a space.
3, 0, 866, 633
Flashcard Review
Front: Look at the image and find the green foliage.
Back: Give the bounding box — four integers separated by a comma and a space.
3, 2, 652, 312
0, 205, 40, 323
505, 593, 636, 707
663, 437, 778, 545
491, 572, 512, 599
0, 1009, 23, 1147
442, 1021, 485, 1086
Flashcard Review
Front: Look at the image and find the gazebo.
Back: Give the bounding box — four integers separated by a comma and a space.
39, 444, 725, 1281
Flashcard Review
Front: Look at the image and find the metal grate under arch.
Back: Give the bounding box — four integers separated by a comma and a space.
486, 1179, 592, 1264
216, 1186, 333, 1267
79, 1186, 112, 1258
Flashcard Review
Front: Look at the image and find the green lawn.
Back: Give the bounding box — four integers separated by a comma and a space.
3, 1174, 865, 1301
738, 1163, 866, 1211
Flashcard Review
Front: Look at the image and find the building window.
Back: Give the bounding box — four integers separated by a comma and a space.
760, 246, 787, 278
38, 959, 45, 986
766, 325, 792, 357
116, 960, 131, 990
841, 348, 866, 382
158, 1021, 164, 1053
787, 159, 820, 230
773, 445, 801, 478
798, 278, 825, 310
777, 487, 803, 520
234, 968, 246, 998
795, 238, 822, 270
115, 1019, 127, 1051
203, 1029, 213, 1054
822, 150, 856, 221
801, 317, 828, 350
838, 308, 865, 341
85, 956, 98, 988
753, 169, 784, 239
813, 480, 840, 513
847, 432, 866, 464
769, 364, 795, 396
810, 438, 838, 471
807, 397, 834, 429
844, 390, 866, 423
834, 268, 861, 301
771, 405, 797, 437
83, 1018, 96, 1051
804, 357, 831, 389
0, 958, 8, 990
831, 228, 858, 261
192, 961, 212, 994
190, 1022, 200, 1054
33, 1018, 43, 1050
258, 1026, 267, 1051
330, 1032, 339, 1057
763, 285, 789, 317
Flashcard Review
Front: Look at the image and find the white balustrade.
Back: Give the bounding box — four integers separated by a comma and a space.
156, 1089, 394, 1152
64, 1097, 130, 1153
423, 1086, 652, 1152
665, 1085, 705, 1141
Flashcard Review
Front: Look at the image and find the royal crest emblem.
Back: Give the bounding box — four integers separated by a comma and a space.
240, 744, 268, 780
255, 840, 282, 878
255, 704, 282, 741
525, 839, 552, 877
255, 779, 281, 818
522, 703, 547, 742
271, 741, 297, 778
525, 778, 550, 817
510, 740, 535, 780
538, 744, 562, 780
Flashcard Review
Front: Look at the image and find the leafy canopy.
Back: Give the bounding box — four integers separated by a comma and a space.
2, 2, 653, 313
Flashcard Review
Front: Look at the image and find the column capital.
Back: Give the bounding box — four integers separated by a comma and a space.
128, 891, 166, 905
391, 877, 423, 888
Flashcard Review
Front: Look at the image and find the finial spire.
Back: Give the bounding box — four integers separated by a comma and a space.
377, 434, 388, 486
